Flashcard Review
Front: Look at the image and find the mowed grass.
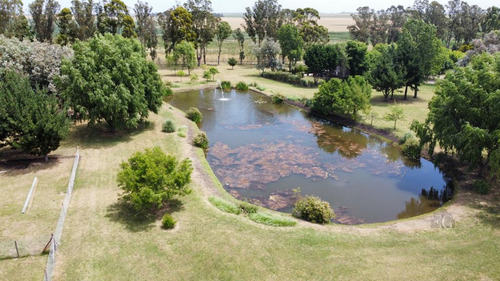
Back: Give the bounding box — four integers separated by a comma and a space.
0, 149, 75, 280
0, 102, 498, 280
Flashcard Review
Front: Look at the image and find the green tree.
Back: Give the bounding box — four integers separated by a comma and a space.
294, 8, 329, 47
243, 0, 282, 46
384, 105, 405, 130
121, 14, 136, 38
133, 1, 157, 59
0, 71, 70, 161
397, 19, 442, 99
71, 0, 96, 40
29, 0, 61, 42
311, 76, 371, 118
345, 40, 368, 76
207, 66, 219, 81
158, 6, 196, 54
117, 146, 192, 212
277, 24, 304, 71
481, 6, 500, 35
0, 0, 29, 40
172, 40, 197, 75
56, 7, 78, 45
184, 0, 218, 66
59, 34, 168, 132
367, 43, 404, 101
303, 44, 327, 81
254, 38, 282, 72
348, 6, 374, 44
233, 28, 245, 64
421, 53, 500, 175
99, 0, 130, 35
228, 57, 237, 69
215, 21, 232, 65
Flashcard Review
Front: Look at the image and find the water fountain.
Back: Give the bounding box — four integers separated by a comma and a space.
214, 79, 230, 101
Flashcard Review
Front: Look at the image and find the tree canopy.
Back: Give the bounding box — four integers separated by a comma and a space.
59, 34, 168, 132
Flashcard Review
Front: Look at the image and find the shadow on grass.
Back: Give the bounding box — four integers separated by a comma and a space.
476, 204, 500, 229
63, 121, 154, 149
0, 149, 66, 176
105, 199, 184, 232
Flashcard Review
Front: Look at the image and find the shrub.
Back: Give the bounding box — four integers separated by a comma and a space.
190, 73, 199, 83
228, 57, 237, 69
249, 82, 258, 87
473, 180, 491, 195
162, 120, 175, 133
271, 94, 285, 104
402, 137, 422, 160
208, 196, 241, 214
177, 125, 187, 138
193, 132, 209, 149
256, 85, 266, 91
239, 202, 258, 214
186, 107, 203, 123
292, 195, 335, 224
161, 213, 176, 229
117, 147, 192, 212
249, 212, 297, 227
220, 80, 231, 91
235, 81, 249, 91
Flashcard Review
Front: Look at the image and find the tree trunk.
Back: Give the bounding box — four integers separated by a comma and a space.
394, 120, 397, 130
413, 87, 418, 98
218, 46, 221, 65
404, 85, 408, 100
391, 89, 394, 100
44, 154, 48, 162
203, 46, 207, 65
196, 48, 201, 67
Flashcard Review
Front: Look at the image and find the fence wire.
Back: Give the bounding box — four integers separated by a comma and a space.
43, 149, 79, 281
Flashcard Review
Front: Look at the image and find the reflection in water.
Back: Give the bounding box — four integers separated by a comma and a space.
168, 89, 452, 224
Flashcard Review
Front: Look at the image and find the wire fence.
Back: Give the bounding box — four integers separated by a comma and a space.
43, 149, 80, 281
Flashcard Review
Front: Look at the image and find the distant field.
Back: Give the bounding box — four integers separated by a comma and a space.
221, 13, 353, 32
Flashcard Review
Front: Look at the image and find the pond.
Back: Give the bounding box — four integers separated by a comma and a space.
168, 88, 453, 224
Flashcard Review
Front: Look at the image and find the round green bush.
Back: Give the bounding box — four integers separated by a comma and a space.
271, 94, 285, 104
402, 137, 422, 160
473, 180, 491, 195
235, 81, 249, 91
292, 195, 335, 224
161, 213, 176, 229
162, 120, 176, 133
220, 81, 231, 91
186, 107, 203, 123
193, 132, 209, 149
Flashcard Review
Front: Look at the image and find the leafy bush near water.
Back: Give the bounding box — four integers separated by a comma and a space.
193, 132, 209, 149
271, 94, 285, 104
186, 107, 203, 123
239, 202, 258, 214
292, 195, 335, 224
208, 196, 241, 214
235, 81, 249, 91
249, 212, 297, 227
220, 81, 231, 91
402, 137, 422, 160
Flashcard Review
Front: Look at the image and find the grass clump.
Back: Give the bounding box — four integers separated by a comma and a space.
161, 213, 176, 229
256, 85, 266, 91
249, 212, 297, 227
271, 93, 285, 104
235, 81, 249, 91
473, 180, 491, 195
186, 107, 203, 123
292, 195, 335, 224
193, 132, 209, 149
239, 202, 258, 214
177, 125, 187, 138
208, 196, 241, 215
162, 120, 176, 133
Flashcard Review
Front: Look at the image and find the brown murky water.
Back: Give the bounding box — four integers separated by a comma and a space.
168, 89, 452, 224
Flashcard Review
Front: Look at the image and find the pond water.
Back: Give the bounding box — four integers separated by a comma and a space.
168, 89, 453, 224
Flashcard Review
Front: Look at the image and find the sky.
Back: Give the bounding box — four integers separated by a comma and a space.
23, 0, 494, 14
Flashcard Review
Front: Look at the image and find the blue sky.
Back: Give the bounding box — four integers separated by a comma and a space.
24, 0, 494, 13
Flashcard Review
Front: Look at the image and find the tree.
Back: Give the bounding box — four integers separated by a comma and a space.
0, 0, 28, 39
0, 35, 73, 92
29, 0, 61, 42
233, 28, 245, 64
215, 21, 232, 65
481, 6, 500, 35
117, 146, 192, 212
397, 19, 442, 99
121, 14, 136, 38
171, 40, 197, 75
420, 53, 500, 175
386, 5, 406, 43
294, 7, 329, 47
158, 6, 196, 54
0, 71, 70, 161
184, 0, 219, 66
345, 40, 368, 76
311, 75, 372, 118
207, 67, 219, 81
303, 44, 327, 81
367, 43, 404, 101
99, 0, 130, 35
56, 7, 78, 45
71, 0, 96, 40
243, 0, 282, 46
253, 38, 282, 72
277, 24, 304, 71
228, 57, 237, 69
59, 34, 168, 132
384, 104, 405, 130
133, 1, 157, 59
348, 6, 374, 44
